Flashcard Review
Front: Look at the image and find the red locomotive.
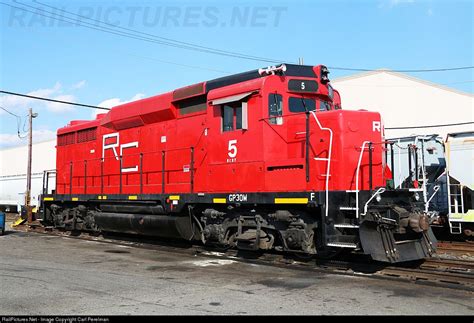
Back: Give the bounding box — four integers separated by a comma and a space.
41, 64, 437, 262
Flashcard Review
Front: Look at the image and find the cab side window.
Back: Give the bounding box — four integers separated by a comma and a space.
222, 102, 245, 132
269, 93, 283, 125
319, 100, 330, 111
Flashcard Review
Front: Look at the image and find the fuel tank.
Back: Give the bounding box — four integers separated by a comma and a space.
93, 212, 196, 240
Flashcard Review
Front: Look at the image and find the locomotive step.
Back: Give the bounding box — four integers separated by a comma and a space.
339, 206, 358, 211
326, 242, 359, 249
334, 224, 360, 228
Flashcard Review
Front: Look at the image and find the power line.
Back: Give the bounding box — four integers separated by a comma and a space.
33, 0, 285, 64
386, 121, 474, 130
0, 105, 28, 139
7, 1, 287, 64
0, 105, 21, 118
0, 90, 110, 110
127, 54, 231, 74
5, 1, 474, 73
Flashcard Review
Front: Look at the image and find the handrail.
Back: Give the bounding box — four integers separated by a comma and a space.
361, 187, 386, 216
309, 111, 333, 218
64, 146, 196, 195
425, 185, 440, 213
355, 141, 371, 219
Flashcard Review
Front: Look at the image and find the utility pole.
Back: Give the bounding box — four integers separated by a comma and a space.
25, 108, 37, 223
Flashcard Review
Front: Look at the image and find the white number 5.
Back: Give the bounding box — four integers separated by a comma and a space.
228, 140, 237, 158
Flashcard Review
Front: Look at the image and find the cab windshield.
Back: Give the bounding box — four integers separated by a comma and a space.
288, 97, 316, 113
288, 97, 331, 113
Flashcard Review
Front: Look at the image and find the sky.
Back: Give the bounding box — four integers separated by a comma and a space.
0, 0, 473, 148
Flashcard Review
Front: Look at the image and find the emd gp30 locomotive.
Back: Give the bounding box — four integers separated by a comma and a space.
40, 64, 437, 263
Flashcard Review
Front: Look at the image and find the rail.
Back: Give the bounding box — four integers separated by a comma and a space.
60, 146, 196, 196
361, 187, 386, 216
355, 141, 371, 219
42, 169, 56, 195
425, 185, 440, 213
309, 111, 333, 218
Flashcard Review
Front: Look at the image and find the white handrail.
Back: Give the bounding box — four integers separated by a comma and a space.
415, 137, 429, 209
355, 141, 371, 219
425, 185, 440, 213
310, 111, 333, 218
361, 187, 386, 216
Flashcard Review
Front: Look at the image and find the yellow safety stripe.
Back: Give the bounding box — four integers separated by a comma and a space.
274, 198, 308, 204
213, 198, 227, 204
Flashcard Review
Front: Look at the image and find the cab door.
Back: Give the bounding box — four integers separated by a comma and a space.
206, 92, 264, 193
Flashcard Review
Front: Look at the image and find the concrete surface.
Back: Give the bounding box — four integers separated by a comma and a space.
0, 224, 472, 315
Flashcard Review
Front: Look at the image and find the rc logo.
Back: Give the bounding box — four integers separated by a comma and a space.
372, 121, 381, 132
102, 133, 139, 172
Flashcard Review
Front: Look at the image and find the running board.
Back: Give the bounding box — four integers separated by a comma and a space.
339, 207, 358, 211
334, 224, 360, 228
327, 242, 358, 248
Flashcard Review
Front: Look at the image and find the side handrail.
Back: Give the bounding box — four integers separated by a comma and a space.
356, 141, 371, 218
361, 187, 386, 216
309, 111, 333, 218
425, 185, 440, 213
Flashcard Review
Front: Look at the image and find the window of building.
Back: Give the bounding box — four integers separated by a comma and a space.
288, 97, 316, 113
269, 93, 283, 125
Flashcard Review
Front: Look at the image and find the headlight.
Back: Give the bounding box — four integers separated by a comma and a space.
414, 192, 420, 201
376, 194, 382, 203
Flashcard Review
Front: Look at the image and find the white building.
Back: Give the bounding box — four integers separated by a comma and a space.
332, 70, 474, 139
0, 139, 56, 209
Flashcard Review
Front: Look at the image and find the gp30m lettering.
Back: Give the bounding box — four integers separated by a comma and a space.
228, 194, 248, 202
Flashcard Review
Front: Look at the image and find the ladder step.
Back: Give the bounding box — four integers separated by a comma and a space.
346, 190, 358, 193
314, 157, 329, 161
334, 224, 360, 229
327, 242, 358, 249
339, 207, 358, 211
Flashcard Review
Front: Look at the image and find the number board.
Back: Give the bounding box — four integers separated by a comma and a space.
288, 79, 318, 93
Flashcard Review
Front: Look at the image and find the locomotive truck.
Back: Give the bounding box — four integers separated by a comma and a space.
40, 63, 437, 263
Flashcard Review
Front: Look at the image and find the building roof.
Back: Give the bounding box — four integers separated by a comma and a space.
332, 69, 474, 98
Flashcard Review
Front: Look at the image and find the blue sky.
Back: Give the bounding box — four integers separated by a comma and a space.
0, 0, 473, 147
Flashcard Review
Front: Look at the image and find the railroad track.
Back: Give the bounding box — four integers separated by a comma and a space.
437, 241, 474, 254
9, 223, 474, 293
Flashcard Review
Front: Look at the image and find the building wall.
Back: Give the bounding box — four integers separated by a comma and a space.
332, 71, 474, 139
0, 140, 56, 207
